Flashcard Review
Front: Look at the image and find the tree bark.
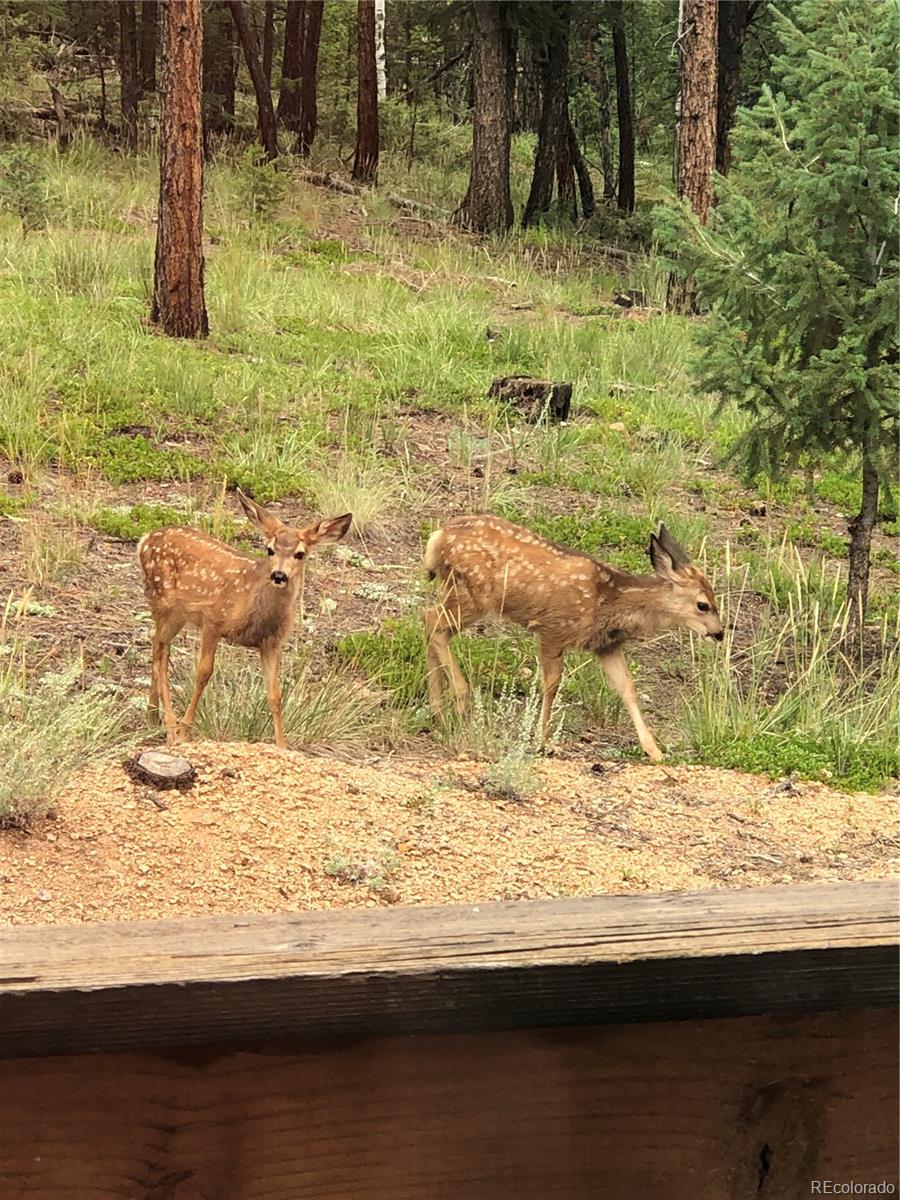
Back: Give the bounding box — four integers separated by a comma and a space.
597, 52, 615, 201
610, 0, 634, 213
119, 0, 140, 148
454, 1, 515, 234
353, 0, 380, 183
139, 0, 158, 94
262, 0, 275, 90
715, 0, 750, 175
523, 2, 570, 229
568, 113, 595, 219
677, 0, 718, 223
226, 0, 278, 159
298, 0, 323, 155
202, 1, 235, 138
846, 447, 879, 653
375, 0, 387, 102
278, 0, 305, 131
152, 0, 208, 339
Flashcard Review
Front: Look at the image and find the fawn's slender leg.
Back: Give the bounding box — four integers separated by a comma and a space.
423, 605, 449, 715
178, 624, 219, 739
260, 643, 286, 749
150, 614, 184, 740
537, 641, 565, 749
598, 647, 663, 762
424, 587, 475, 718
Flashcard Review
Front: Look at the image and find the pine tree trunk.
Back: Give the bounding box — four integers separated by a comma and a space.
522, 2, 570, 229
597, 53, 615, 201
279, 0, 305, 131
152, 0, 208, 339
298, 0, 323, 155
677, 0, 717, 222
375, 0, 387, 102
518, 45, 542, 133
569, 113, 595, 219
556, 107, 576, 220
139, 0, 158, 93
119, 1, 140, 148
716, 0, 749, 175
846, 448, 879, 654
610, 0, 634, 212
227, 0, 279, 159
353, 0, 380, 183
453, 1, 514, 234
262, 0, 274, 89
202, 2, 235, 138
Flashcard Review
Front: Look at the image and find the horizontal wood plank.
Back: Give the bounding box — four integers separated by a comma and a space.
0, 880, 896, 1058
0, 1009, 897, 1199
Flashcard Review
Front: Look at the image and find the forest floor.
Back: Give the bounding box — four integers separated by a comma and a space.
0, 143, 897, 925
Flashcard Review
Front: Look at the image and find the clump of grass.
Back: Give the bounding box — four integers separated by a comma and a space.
49, 237, 119, 300
682, 550, 900, 792
175, 644, 395, 756
0, 622, 129, 827
86, 502, 187, 541
324, 844, 400, 893
306, 456, 400, 537
20, 515, 84, 590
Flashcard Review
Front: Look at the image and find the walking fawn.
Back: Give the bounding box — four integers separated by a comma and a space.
423, 516, 723, 761
138, 491, 352, 749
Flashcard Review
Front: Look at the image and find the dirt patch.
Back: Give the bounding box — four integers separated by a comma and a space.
1, 741, 896, 927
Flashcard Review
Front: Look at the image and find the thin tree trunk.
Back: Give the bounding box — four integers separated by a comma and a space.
522, 2, 570, 229
203, 1, 235, 138
97, 38, 108, 127
556, 108, 576, 219
716, 0, 750, 174
139, 0, 158, 93
353, 0, 379, 183
48, 81, 71, 150
279, 0, 305, 130
610, 0, 634, 213
454, 0, 514, 234
119, 0, 140, 148
262, 0, 275, 89
227, 0, 278, 159
152, 0, 208, 339
846, 447, 879, 652
677, 0, 717, 222
597, 52, 615, 201
568, 113, 595, 219
375, 0, 387, 102
403, 7, 412, 103
298, 0, 323, 154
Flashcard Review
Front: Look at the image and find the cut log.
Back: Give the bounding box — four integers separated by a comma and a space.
125, 750, 196, 791
296, 170, 360, 195
488, 376, 573, 423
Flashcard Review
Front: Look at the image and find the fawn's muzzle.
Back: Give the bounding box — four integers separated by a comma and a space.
271, 571, 288, 586
712, 630, 724, 642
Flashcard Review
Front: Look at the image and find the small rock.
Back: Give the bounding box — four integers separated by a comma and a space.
36, 889, 51, 902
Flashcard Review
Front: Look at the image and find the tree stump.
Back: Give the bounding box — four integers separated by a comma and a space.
125, 750, 196, 791
487, 376, 572, 423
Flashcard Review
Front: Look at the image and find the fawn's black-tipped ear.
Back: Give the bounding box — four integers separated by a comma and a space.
657, 523, 692, 569
649, 532, 680, 582
236, 489, 284, 536
309, 513, 353, 546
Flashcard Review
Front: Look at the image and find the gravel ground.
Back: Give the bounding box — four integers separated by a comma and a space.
1, 741, 896, 927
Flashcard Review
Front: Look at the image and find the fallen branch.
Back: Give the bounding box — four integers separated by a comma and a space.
296, 169, 360, 195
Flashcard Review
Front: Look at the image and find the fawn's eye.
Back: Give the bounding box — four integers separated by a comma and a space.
697, 601, 710, 612
266, 546, 275, 556
294, 551, 305, 560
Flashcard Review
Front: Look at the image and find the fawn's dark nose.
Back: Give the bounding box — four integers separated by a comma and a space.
271, 570, 288, 586
713, 630, 724, 642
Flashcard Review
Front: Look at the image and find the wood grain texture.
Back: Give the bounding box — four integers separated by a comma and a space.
0, 881, 896, 1058
0, 1008, 896, 1199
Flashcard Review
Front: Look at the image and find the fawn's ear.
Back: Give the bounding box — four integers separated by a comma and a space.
308, 513, 353, 546
657, 524, 691, 568
649, 524, 692, 581
236, 489, 284, 536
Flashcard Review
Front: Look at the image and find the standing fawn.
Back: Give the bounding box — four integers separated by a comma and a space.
138, 491, 352, 749
423, 515, 723, 761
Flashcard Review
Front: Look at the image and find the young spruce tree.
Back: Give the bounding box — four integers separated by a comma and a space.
660, 0, 898, 645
